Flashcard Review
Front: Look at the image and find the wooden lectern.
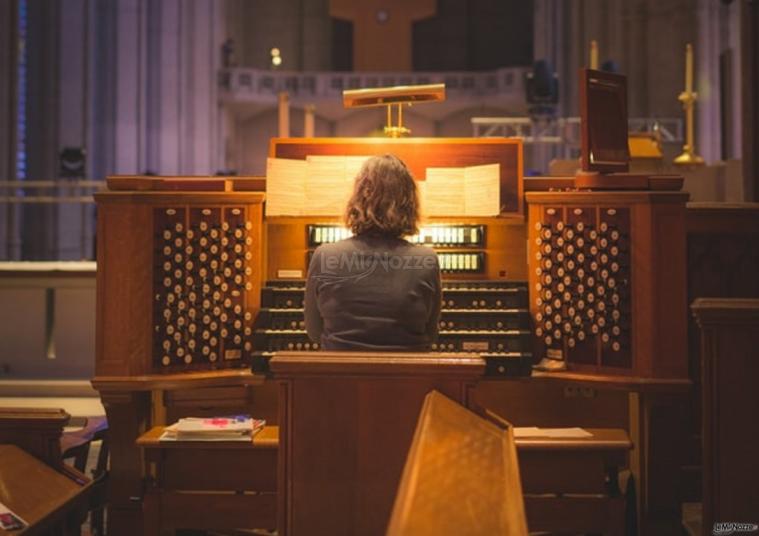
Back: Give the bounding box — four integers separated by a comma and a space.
388, 390, 527, 536
270, 351, 485, 536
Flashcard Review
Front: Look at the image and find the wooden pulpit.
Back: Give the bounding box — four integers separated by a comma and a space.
270, 351, 485, 536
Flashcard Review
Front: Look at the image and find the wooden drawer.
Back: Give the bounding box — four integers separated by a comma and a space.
164, 382, 279, 424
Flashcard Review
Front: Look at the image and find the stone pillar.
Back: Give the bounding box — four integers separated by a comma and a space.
89, 0, 225, 177
696, 0, 723, 163
304, 104, 315, 138
533, 0, 567, 113
278, 92, 290, 138
22, 0, 59, 260
57, 0, 89, 259
0, 0, 19, 259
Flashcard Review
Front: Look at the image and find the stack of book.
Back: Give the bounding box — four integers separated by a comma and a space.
159, 415, 266, 441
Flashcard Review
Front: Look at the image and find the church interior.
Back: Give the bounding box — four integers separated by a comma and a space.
0, 0, 758, 534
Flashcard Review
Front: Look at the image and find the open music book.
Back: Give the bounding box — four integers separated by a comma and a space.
266, 155, 371, 216
265, 157, 500, 217
424, 163, 500, 216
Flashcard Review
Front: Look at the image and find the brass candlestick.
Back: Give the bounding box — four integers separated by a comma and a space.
674, 43, 704, 165
589, 40, 599, 70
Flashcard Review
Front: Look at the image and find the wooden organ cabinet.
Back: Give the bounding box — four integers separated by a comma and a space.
95, 182, 265, 376
526, 191, 689, 377
92, 139, 691, 536
93, 182, 269, 533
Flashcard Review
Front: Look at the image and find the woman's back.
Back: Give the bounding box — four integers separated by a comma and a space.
305, 234, 441, 351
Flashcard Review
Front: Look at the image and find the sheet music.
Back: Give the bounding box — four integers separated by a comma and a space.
265, 158, 307, 216
513, 427, 593, 439
306, 156, 353, 216
415, 179, 427, 216
425, 164, 500, 216
464, 163, 500, 216
425, 167, 466, 216
267, 156, 498, 217
344, 155, 371, 183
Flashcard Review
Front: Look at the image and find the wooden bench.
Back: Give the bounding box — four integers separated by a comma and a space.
518, 428, 632, 535
136, 425, 278, 535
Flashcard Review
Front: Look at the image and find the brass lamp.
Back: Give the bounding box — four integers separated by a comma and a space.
342, 83, 446, 138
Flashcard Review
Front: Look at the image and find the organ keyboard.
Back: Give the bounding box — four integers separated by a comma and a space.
253, 279, 534, 376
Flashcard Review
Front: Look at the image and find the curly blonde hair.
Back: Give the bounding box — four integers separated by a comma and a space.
344, 154, 420, 237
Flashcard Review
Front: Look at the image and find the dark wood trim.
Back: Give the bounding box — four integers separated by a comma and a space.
691, 297, 759, 325
741, 0, 759, 201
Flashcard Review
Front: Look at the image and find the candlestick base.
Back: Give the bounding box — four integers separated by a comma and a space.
383, 125, 411, 138
674, 150, 704, 166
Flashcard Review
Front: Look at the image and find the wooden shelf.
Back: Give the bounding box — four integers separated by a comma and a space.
91, 369, 265, 392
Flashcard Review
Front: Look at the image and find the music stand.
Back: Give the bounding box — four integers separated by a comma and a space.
575, 69, 649, 189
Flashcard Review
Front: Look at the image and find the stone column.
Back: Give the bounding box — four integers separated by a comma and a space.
696, 0, 723, 163
0, 0, 19, 259
57, 0, 89, 259
533, 0, 567, 114
22, 0, 59, 260
89, 0, 225, 177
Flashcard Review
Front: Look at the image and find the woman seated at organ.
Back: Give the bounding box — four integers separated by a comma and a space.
304, 154, 441, 351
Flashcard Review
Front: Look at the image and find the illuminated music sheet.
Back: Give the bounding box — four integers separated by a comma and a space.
344, 155, 371, 183
425, 164, 500, 216
266, 157, 307, 216
306, 155, 353, 216
415, 179, 428, 216
425, 167, 466, 216
464, 163, 500, 216
305, 155, 371, 215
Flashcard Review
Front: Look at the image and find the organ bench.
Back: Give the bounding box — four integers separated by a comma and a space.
132, 361, 634, 536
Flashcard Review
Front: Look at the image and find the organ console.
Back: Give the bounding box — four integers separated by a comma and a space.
92, 83, 692, 534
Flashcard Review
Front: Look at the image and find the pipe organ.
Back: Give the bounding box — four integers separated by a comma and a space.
93, 136, 690, 536
91, 141, 689, 382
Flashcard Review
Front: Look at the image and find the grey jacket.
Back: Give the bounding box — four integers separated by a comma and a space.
304, 234, 441, 351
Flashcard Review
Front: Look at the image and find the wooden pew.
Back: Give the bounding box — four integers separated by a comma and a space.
0, 408, 92, 534
692, 298, 759, 532
0, 407, 70, 468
